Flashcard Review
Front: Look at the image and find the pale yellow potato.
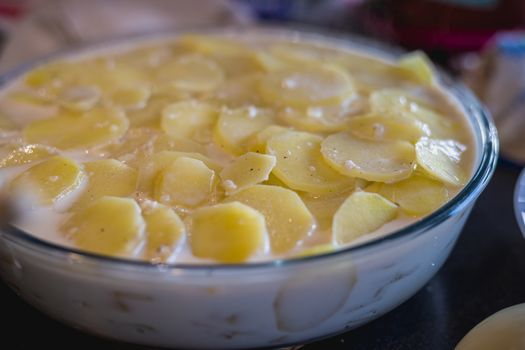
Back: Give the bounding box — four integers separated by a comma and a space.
348, 113, 430, 143
366, 176, 449, 216
397, 51, 436, 85
213, 74, 263, 107
333, 191, 398, 245
0, 144, 57, 168
23, 107, 129, 150
268, 131, 355, 194
415, 137, 467, 186
125, 95, 172, 128
10, 155, 84, 206
321, 132, 416, 182
213, 106, 275, 155
157, 54, 224, 92
154, 157, 215, 207
269, 42, 343, 65
301, 191, 352, 232
58, 85, 101, 112
71, 159, 138, 210
62, 196, 145, 257
138, 150, 222, 194
226, 185, 315, 254
111, 86, 151, 110
247, 125, 289, 154
161, 100, 218, 142
220, 152, 276, 194
258, 65, 354, 108
190, 202, 267, 263
143, 204, 185, 262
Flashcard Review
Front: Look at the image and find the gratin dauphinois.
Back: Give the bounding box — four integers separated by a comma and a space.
0, 33, 475, 263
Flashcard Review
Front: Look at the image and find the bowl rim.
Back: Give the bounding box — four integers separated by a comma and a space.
0, 25, 499, 271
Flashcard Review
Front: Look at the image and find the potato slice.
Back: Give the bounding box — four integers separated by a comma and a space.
190, 202, 267, 263
268, 131, 355, 194
161, 100, 217, 142
126, 95, 171, 128
415, 137, 467, 186
348, 113, 430, 143
367, 176, 449, 216
23, 107, 129, 150
321, 132, 416, 182
157, 54, 224, 92
333, 191, 398, 245
143, 203, 185, 262
62, 196, 145, 257
58, 85, 101, 112
397, 51, 436, 85
71, 159, 137, 210
269, 42, 342, 65
154, 157, 215, 207
226, 185, 315, 254
0, 144, 57, 168
213, 74, 263, 107
259, 65, 354, 108
301, 191, 352, 232
10, 155, 84, 206
220, 152, 276, 194
111, 86, 151, 111
247, 125, 289, 154
213, 107, 274, 155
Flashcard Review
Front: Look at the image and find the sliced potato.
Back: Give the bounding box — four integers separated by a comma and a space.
348, 113, 430, 143
259, 65, 354, 108
333, 191, 398, 245
247, 125, 289, 154
161, 100, 217, 142
58, 85, 101, 112
143, 204, 185, 262
213, 74, 263, 107
213, 107, 274, 155
301, 191, 352, 232
10, 155, 84, 206
321, 132, 416, 182
23, 107, 129, 150
126, 95, 172, 128
415, 137, 467, 186
111, 86, 151, 110
226, 185, 315, 254
268, 131, 355, 194
220, 152, 276, 194
397, 51, 435, 85
269, 42, 341, 65
71, 159, 138, 210
190, 202, 267, 263
62, 196, 145, 257
154, 157, 215, 207
0, 144, 57, 168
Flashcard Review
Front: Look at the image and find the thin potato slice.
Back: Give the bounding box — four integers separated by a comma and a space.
247, 125, 289, 154
143, 204, 185, 262
268, 131, 355, 194
301, 191, 352, 232
0, 144, 57, 168
71, 159, 137, 210
154, 157, 215, 207
62, 196, 145, 257
161, 100, 217, 142
397, 51, 436, 86
111, 86, 151, 111
321, 132, 416, 182
226, 185, 315, 254
213, 74, 263, 108
415, 137, 467, 186
10, 155, 84, 206
190, 202, 267, 263
333, 191, 397, 245
220, 152, 276, 194
348, 113, 430, 143
258, 65, 354, 108
269, 42, 342, 65
58, 85, 101, 112
213, 107, 274, 155
126, 95, 172, 128
367, 176, 449, 216
23, 107, 129, 150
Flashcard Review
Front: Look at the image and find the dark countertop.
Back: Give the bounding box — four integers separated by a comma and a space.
1, 163, 524, 350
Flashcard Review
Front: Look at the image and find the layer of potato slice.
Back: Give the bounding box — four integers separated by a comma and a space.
0, 144, 57, 168
62, 196, 145, 257
247, 125, 289, 154
58, 85, 101, 112
213, 74, 263, 107
258, 65, 354, 108
143, 203, 185, 262
190, 201, 268, 263
23, 107, 129, 150
125, 95, 171, 128
111, 86, 151, 111
220, 152, 276, 194
213, 106, 274, 155
161, 100, 217, 142
348, 113, 430, 143
268, 131, 355, 194
10, 155, 84, 206
366, 175, 449, 216
226, 185, 315, 254
154, 156, 215, 207
333, 191, 398, 245
397, 51, 436, 86
301, 191, 352, 232
415, 137, 467, 186
71, 159, 138, 210
321, 131, 416, 182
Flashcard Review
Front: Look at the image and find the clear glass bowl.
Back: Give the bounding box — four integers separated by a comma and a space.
0, 27, 498, 349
